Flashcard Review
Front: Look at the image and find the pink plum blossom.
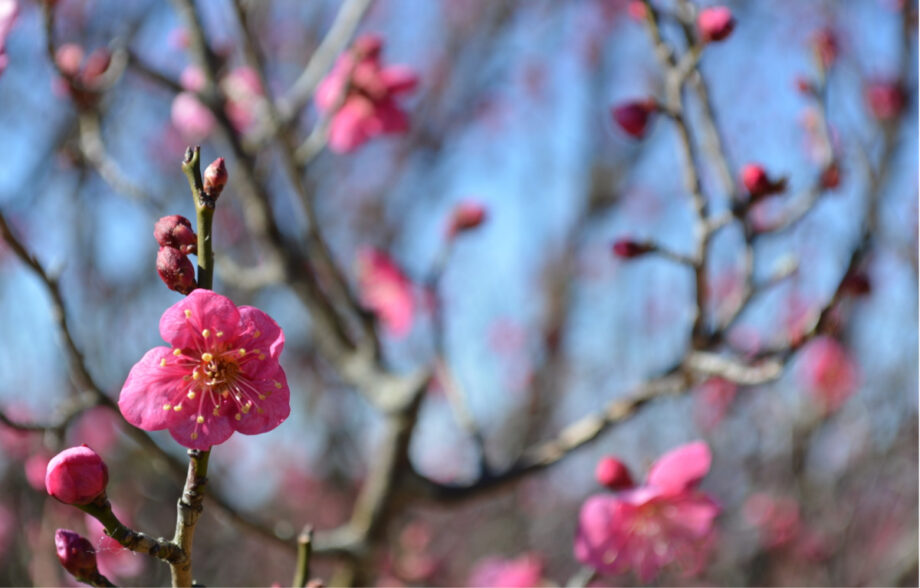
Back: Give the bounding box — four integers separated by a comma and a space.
171, 92, 216, 141
798, 336, 858, 413
221, 66, 265, 133
316, 34, 418, 153
357, 248, 414, 337
0, 0, 17, 77
118, 289, 290, 449
574, 441, 720, 582
469, 553, 544, 587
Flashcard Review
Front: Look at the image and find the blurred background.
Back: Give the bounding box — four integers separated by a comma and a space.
0, 0, 916, 585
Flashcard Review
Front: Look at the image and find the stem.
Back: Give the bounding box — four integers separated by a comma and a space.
292, 526, 314, 588
171, 146, 218, 586
79, 498, 185, 563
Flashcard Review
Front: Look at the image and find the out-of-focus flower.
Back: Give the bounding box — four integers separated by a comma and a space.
85, 509, 145, 581
865, 80, 906, 122
44, 445, 108, 505
316, 34, 418, 153
697, 7, 734, 43
743, 493, 802, 550
798, 336, 858, 413
221, 67, 265, 133
357, 248, 415, 337
611, 99, 656, 138
694, 377, 738, 430
118, 289, 290, 449
574, 441, 720, 582
812, 29, 838, 70
820, 162, 841, 190
0, 0, 17, 77
469, 553, 545, 587
741, 163, 788, 200
171, 92, 216, 141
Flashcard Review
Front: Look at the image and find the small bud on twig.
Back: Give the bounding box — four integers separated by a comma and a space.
156, 246, 197, 295
595, 456, 635, 491
55, 529, 101, 581
154, 215, 197, 255
612, 239, 654, 259
447, 201, 487, 238
203, 157, 228, 200
697, 7, 735, 43
741, 163, 787, 201
611, 99, 657, 139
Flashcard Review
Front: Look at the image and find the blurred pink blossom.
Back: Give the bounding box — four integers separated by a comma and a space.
221, 66, 265, 132
469, 553, 544, 587
798, 336, 858, 413
743, 493, 802, 549
574, 441, 720, 581
316, 34, 418, 153
171, 92, 216, 141
0, 0, 17, 77
357, 248, 415, 337
85, 510, 145, 581
694, 377, 738, 430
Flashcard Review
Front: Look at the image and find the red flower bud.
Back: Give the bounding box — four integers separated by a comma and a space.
820, 162, 841, 190
154, 215, 197, 255
741, 163, 787, 200
612, 239, 653, 259
44, 445, 108, 505
55, 529, 99, 581
156, 246, 197, 295
865, 80, 906, 122
447, 201, 487, 237
611, 100, 656, 139
812, 29, 838, 70
697, 7, 735, 43
595, 456, 635, 490
203, 157, 228, 200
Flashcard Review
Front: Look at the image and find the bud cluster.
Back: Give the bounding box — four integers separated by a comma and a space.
155, 215, 198, 294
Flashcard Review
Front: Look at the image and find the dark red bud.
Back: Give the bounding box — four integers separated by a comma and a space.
612, 239, 654, 259
447, 201, 487, 237
154, 215, 197, 255
865, 81, 906, 122
595, 456, 635, 490
812, 29, 838, 70
820, 162, 841, 190
841, 271, 871, 297
611, 99, 656, 139
697, 7, 735, 43
203, 157, 228, 199
156, 246, 197, 295
55, 529, 99, 581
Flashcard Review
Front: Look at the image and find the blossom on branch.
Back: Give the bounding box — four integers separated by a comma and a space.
574, 441, 720, 582
118, 289, 290, 449
357, 247, 415, 337
316, 34, 419, 153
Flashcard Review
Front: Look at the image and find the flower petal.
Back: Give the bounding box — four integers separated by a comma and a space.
233, 364, 290, 435
118, 347, 182, 431
237, 306, 284, 360
647, 441, 712, 494
168, 412, 234, 450
159, 289, 241, 349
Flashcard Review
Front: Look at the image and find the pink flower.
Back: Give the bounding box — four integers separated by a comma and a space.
697, 6, 734, 43
469, 553, 544, 587
316, 34, 418, 153
0, 0, 17, 77
45, 445, 109, 505
798, 336, 858, 413
357, 248, 414, 337
221, 66, 265, 133
171, 92, 216, 141
118, 289, 290, 449
574, 441, 720, 582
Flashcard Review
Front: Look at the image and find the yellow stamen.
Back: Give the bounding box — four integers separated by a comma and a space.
222, 390, 229, 398
173, 348, 182, 356
201, 352, 213, 362
253, 330, 261, 338
163, 404, 171, 410
184, 309, 192, 318
187, 391, 196, 400
191, 432, 198, 440
160, 358, 167, 367
196, 416, 205, 424
212, 407, 220, 416
258, 394, 265, 400
192, 371, 201, 380
238, 348, 246, 356
235, 414, 242, 420
258, 353, 266, 361
216, 331, 224, 337
173, 404, 182, 411
274, 381, 282, 389
202, 329, 210, 338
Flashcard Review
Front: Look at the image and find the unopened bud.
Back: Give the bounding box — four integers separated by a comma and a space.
697, 7, 735, 43
156, 246, 197, 295
45, 445, 108, 505
595, 456, 635, 491
741, 163, 787, 200
612, 239, 654, 259
820, 162, 840, 190
865, 80, 906, 122
611, 99, 656, 139
154, 215, 197, 255
447, 201, 487, 237
55, 529, 99, 581
203, 157, 228, 200
812, 29, 838, 71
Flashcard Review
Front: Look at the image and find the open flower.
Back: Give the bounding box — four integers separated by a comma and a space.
118, 289, 290, 449
316, 34, 418, 153
574, 441, 720, 582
